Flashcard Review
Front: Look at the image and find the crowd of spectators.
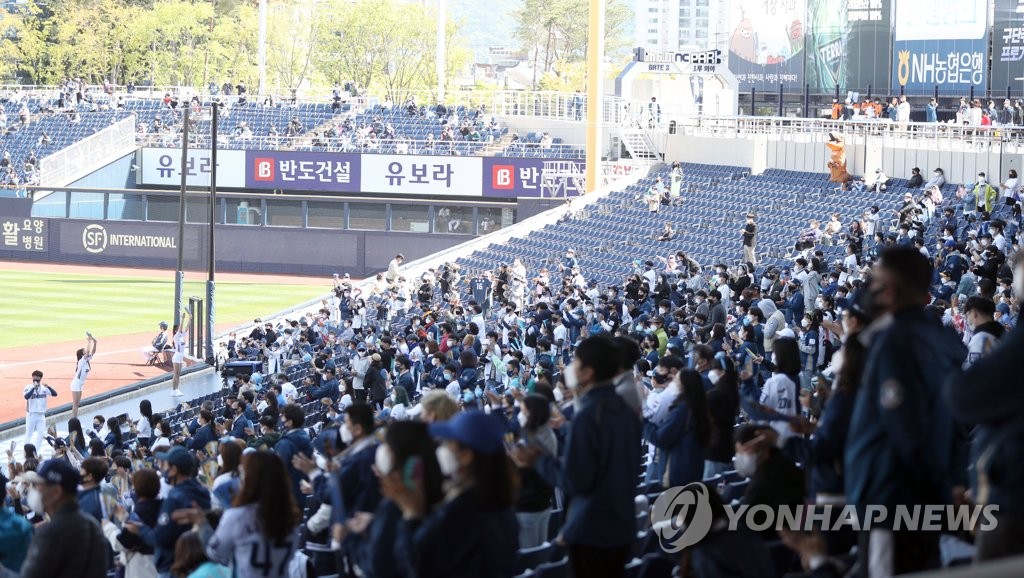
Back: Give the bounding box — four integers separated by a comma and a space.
1, 156, 1023, 578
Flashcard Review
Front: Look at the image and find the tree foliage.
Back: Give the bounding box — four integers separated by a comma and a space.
513, 0, 632, 89
0, 0, 467, 95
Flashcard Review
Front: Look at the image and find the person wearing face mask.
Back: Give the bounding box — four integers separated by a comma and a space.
442, 363, 461, 399
351, 344, 371, 403
76, 457, 108, 523
511, 336, 642, 578
643, 369, 712, 489
797, 312, 820, 378
20, 459, 107, 578
846, 247, 967, 575
947, 251, 1024, 562
961, 296, 1004, 369
210, 441, 243, 510
389, 386, 412, 421
0, 472, 32, 573
123, 447, 210, 578
513, 394, 558, 550
272, 404, 315, 508
382, 410, 519, 577
358, 421, 445, 578
705, 357, 740, 479
102, 468, 162, 578
184, 410, 217, 452
732, 425, 805, 541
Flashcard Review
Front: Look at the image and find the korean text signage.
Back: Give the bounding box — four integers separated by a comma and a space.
991, 0, 1024, 91
138, 148, 246, 188
890, 0, 988, 94
727, 0, 806, 90
141, 148, 584, 197
247, 151, 361, 192
1, 217, 46, 252
482, 158, 585, 197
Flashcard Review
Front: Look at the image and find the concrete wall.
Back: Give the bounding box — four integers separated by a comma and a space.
664, 131, 1023, 184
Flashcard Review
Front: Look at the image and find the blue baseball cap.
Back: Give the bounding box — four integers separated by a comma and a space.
155, 446, 195, 473
24, 459, 80, 492
429, 410, 505, 455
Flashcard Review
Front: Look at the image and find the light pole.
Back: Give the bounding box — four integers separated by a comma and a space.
258, 0, 268, 98
173, 108, 191, 329
436, 0, 446, 104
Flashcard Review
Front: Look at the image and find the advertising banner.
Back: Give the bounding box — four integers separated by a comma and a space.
727, 0, 806, 90
890, 0, 988, 95
0, 216, 46, 252
138, 148, 246, 188
805, 0, 892, 94
245, 151, 361, 192
991, 0, 1024, 93
482, 158, 585, 197
63, 221, 185, 258
360, 154, 484, 196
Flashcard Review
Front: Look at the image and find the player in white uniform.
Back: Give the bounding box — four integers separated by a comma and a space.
70, 332, 97, 418
23, 370, 57, 448
171, 311, 191, 397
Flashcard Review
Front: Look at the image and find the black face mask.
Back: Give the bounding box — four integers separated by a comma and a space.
653, 372, 670, 385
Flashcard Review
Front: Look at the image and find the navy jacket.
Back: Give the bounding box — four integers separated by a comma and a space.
396, 487, 518, 578
845, 309, 967, 525
77, 486, 103, 522
188, 424, 217, 452
361, 500, 403, 578
396, 372, 415, 398
312, 377, 340, 401
808, 388, 854, 496
947, 322, 1024, 515
329, 440, 381, 525
230, 414, 251, 440
643, 400, 705, 488
275, 428, 315, 506
138, 478, 211, 572
536, 384, 641, 548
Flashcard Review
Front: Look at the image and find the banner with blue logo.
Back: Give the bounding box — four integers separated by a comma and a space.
890, 0, 988, 95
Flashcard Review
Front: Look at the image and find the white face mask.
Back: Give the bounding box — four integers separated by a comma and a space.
563, 364, 579, 390
517, 411, 528, 428
733, 452, 758, 478
340, 424, 354, 445
435, 445, 459, 478
27, 487, 44, 516
552, 386, 564, 403
708, 370, 722, 385
801, 318, 811, 328
374, 444, 394, 476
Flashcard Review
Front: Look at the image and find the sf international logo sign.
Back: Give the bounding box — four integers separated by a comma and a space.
82, 224, 177, 254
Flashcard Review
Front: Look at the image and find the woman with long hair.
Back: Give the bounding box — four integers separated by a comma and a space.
171, 531, 229, 578
70, 333, 97, 418
643, 369, 712, 487
751, 337, 802, 456
381, 411, 519, 576
66, 417, 88, 454
360, 421, 445, 577
514, 394, 557, 549
705, 357, 740, 479
211, 441, 243, 510
136, 399, 155, 448
180, 451, 300, 577
104, 417, 124, 453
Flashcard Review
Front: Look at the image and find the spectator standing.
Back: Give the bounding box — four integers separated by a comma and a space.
514, 394, 557, 549
70, 333, 97, 418
513, 336, 641, 578
383, 410, 519, 577
23, 370, 55, 448
20, 459, 107, 578
102, 469, 162, 578
947, 252, 1024, 561
845, 247, 966, 575
741, 213, 757, 264
273, 404, 315, 508
128, 446, 211, 578
386, 254, 404, 285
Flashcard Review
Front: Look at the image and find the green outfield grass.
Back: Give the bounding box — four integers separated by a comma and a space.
0, 269, 329, 349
